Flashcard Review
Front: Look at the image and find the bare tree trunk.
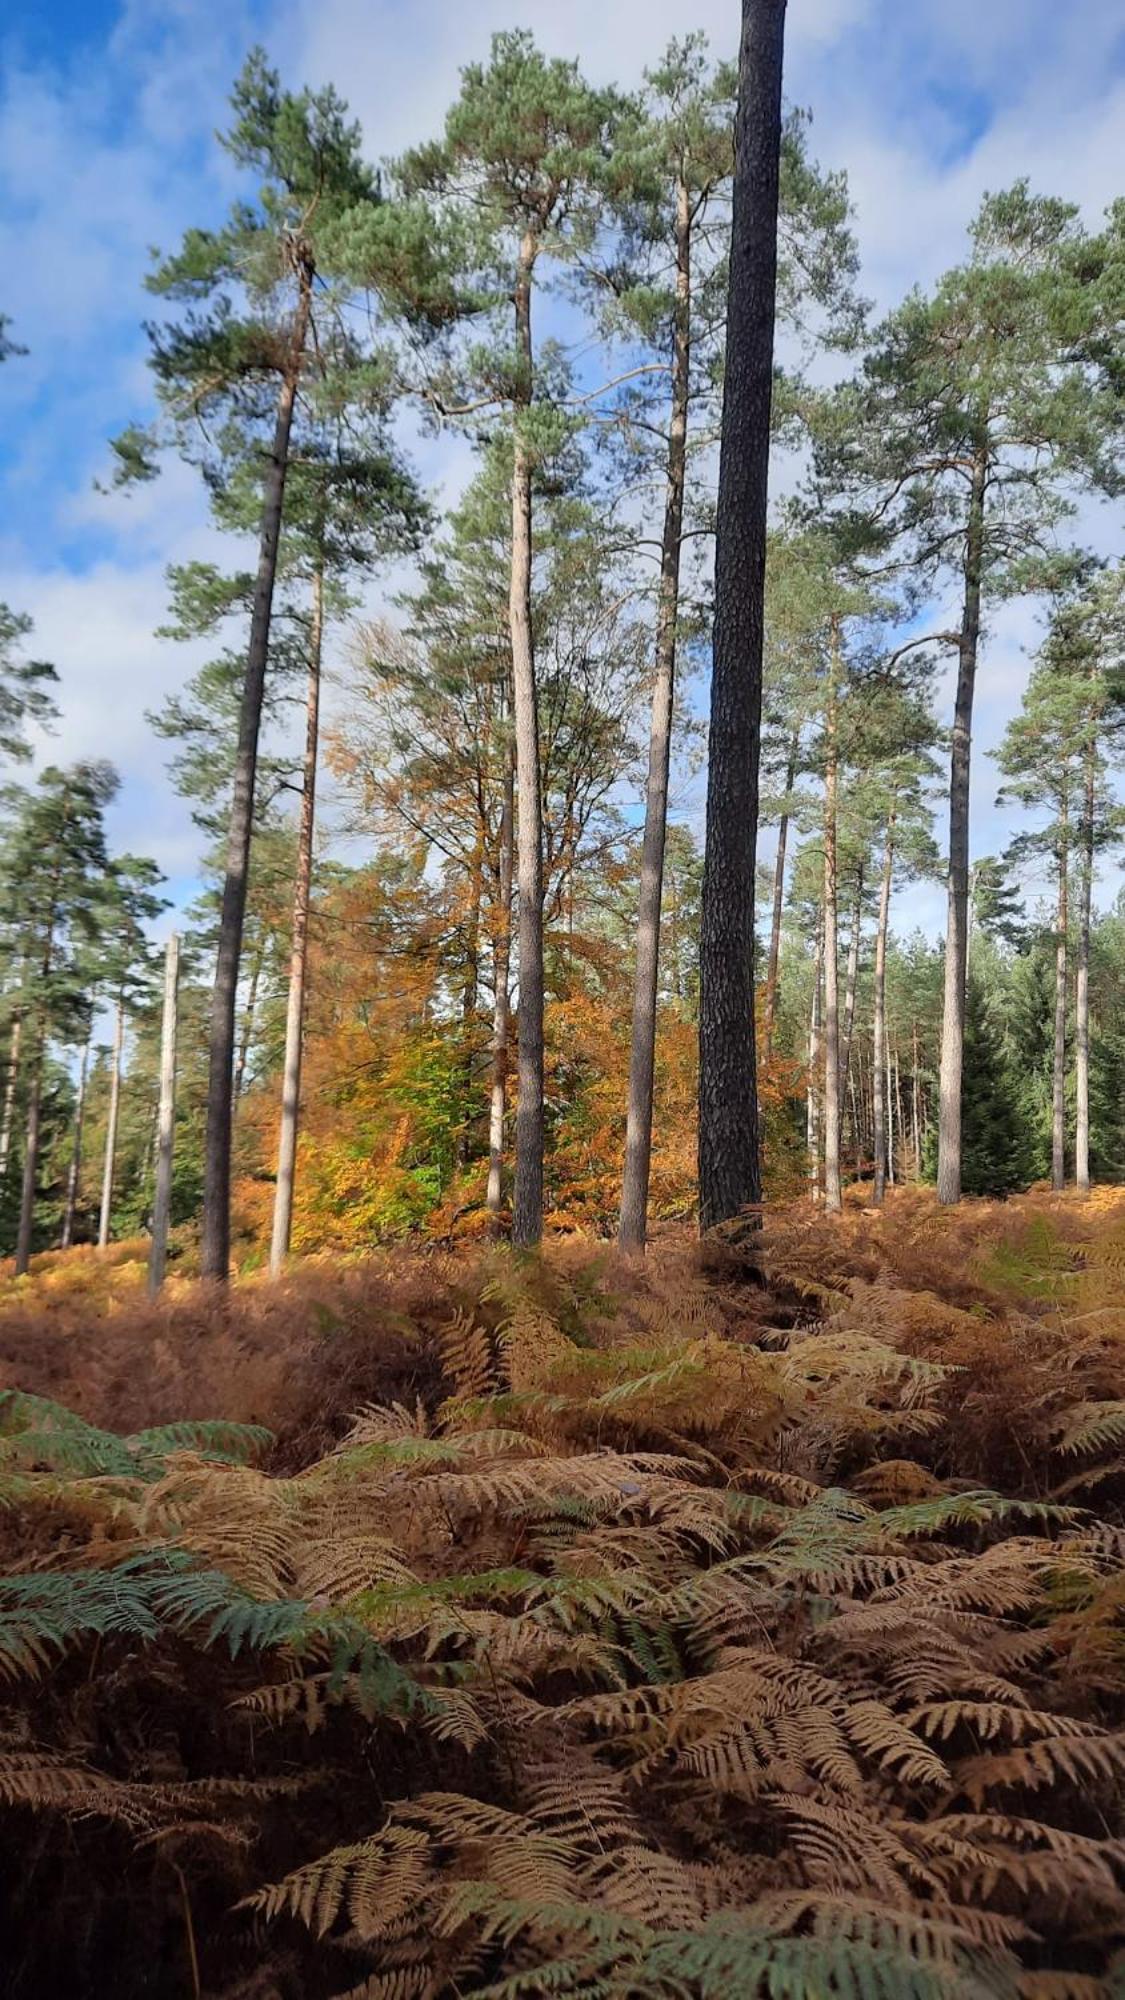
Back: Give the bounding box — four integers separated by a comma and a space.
822, 624, 842, 1213
872, 809, 896, 1207
0, 1009, 23, 1185
270, 564, 323, 1276
60, 1034, 91, 1248
887, 1037, 896, 1186
98, 993, 125, 1252
233, 940, 263, 1108
148, 934, 179, 1295
620, 178, 692, 1255
937, 444, 988, 1205
14, 1060, 42, 1275
487, 742, 515, 1223
698, 0, 787, 1234
1052, 797, 1069, 1193
762, 729, 799, 1064
201, 263, 312, 1281
839, 868, 863, 1098
510, 231, 546, 1249
807, 915, 823, 1204
912, 1023, 922, 1179
1076, 735, 1094, 1192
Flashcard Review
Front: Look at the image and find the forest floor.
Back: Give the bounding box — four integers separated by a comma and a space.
1, 1186, 1124, 1998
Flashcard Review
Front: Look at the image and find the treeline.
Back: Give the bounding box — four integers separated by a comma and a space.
0, 19, 1123, 1270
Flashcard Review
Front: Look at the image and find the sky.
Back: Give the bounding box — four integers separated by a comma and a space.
0, 0, 1123, 937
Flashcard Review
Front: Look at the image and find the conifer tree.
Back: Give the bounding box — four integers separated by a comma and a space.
115, 52, 377, 1278
698, 0, 787, 1234
92, 857, 165, 1249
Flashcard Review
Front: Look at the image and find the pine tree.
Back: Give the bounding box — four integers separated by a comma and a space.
115, 51, 377, 1279
697, 0, 787, 1235
0, 606, 58, 765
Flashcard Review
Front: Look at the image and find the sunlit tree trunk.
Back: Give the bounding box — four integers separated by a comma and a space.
201, 261, 313, 1281
487, 741, 514, 1224
0, 1009, 23, 1185
1076, 730, 1094, 1192
620, 176, 692, 1255
97, 993, 125, 1251
762, 729, 799, 1065
872, 806, 896, 1207
823, 623, 842, 1213
510, 229, 546, 1248
807, 914, 823, 1204
60, 1034, 91, 1249
270, 562, 323, 1276
148, 933, 179, 1296
937, 443, 988, 1205
1052, 789, 1069, 1193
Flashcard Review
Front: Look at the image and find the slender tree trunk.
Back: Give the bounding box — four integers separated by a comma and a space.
887, 1037, 896, 1185
14, 1058, 43, 1275
509, 231, 546, 1249
1076, 731, 1094, 1192
698, 0, 787, 1234
233, 941, 264, 1108
149, 934, 180, 1296
0, 1009, 23, 1185
270, 563, 323, 1276
201, 264, 312, 1281
1052, 797, 1069, 1193
60, 1035, 91, 1248
762, 729, 799, 1064
912, 1023, 922, 1179
872, 808, 896, 1207
822, 630, 842, 1214
620, 178, 692, 1254
839, 868, 863, 1099
937, 443, 988, 1205
807, 915, 823, 1204
487, 742, 515, 1223
98, 993, 125, 1252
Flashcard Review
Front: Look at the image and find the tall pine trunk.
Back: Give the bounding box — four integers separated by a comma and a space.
233, 937, 264, 1107
149, 934, 180, 1297
937, 443, 988, 1205
60, 1034, 91, 1248
762, 730, 799, 1064
270, 561, 324, 1276
14, 1062, 43, 1275
620, 177, 692, 1253
98, 993, 125, 1251
510, 231, 546, 1248
1052, 793, 1069, 1193
807, 914, 823, 1203
201, 262, 312, 1280
487, 740, 514, 1223
839, 868, 863, 1098
822, 629, 841, 1213
0, 1009, 23, 1185
698, 0, 786, 1232
872, 806, 896, 1207
1076, 732, 1094, 1192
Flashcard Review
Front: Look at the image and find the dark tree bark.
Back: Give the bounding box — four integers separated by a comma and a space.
201, 260, 313, 1280
270, 562, 323, 1276
698, 0, 787, 1233
620, 176, 692, 1255
937, 443, 988, 1205
510, 230, 546, 1249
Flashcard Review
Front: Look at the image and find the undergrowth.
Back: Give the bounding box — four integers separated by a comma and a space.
2, 1188, 1125, 1997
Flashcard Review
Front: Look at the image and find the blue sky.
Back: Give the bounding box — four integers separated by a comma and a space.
0, 0, 1123, 932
